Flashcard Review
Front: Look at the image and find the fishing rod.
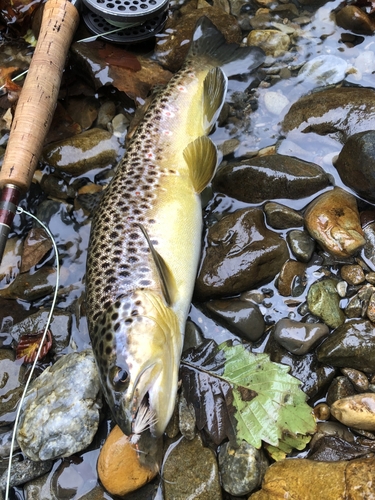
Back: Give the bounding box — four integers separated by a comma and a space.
0, 0, 169, 265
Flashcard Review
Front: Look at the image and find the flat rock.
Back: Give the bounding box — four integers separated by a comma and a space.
250, 457, 375, 500
282, 87, 375, 143
213, 155, 330, 203
195, 208, 289, 299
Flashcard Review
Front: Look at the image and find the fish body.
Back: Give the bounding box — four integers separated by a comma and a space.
86, 18, 265, 437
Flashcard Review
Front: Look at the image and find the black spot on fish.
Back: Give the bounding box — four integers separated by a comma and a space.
114, 322, 120, 331
129, 232, 139, 240
131, 309, 138, 316
106, 332, 113, 341
125, 318, 133, 324
105, 346, 112, 355
120, 271, 130, 278
114, 300, 121, 308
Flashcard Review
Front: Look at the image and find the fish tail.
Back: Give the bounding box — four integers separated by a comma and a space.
189, 16, 265, 77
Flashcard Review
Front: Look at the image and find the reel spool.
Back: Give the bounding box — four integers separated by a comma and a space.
81, 0, 169, 43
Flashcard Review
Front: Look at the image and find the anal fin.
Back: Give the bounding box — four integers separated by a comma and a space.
203, 67, 227, 134
183, 136, 217, 194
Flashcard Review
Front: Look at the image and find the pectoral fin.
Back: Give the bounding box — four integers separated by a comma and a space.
183, 136, 218, 194
136, 223, 176, 306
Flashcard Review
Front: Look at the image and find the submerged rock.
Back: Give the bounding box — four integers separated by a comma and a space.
317, 319, 375, 372
247, 29, 290, 57
0, 349, 26, 427
213, 155, 330, 203
297, 55, 348, 86
163, 435, 222, 500
304, 188, 365, 258
195, 208, 288, 299
16, 349, 101, 460
264, 202, 304, 229
282, 87, 375, 142
250, 457, 375, 499
0, 458, 53, 492
273, 318, 329, 355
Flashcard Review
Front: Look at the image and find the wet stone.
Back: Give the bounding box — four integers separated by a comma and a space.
265, 334, 336, 398
363, 222, 375, 268
218, 440, 268, 496
341, 368, 369, 393
179, 390, 196, 440
317, 319, 375, 372
251, 457, 375, 500
283, 87, 375, 143
307, 278, 346, 329
313, 403, 330, 421
16, 349, 101, 460
335, 5, 375, 35
42, 128, 120, 176
304, 188, 365, 259
277, 259, 307, 297
0, 349, 26, 427
0, 267, 56, 301
308, 435, 372, 462
331, 393, 375, 431
96, 101, 116, 130
297, 55, 348, 86
310, 421, 355, 449
273, 318, 329, 355
0, 427, 20, 458
204, 297, 265, 342
212, 155, 330, 204
247, 29, 290, 57
287, 230, 315, 263
183, 320, 205, 352
335, 131, 375, 203
163, 435, 222, 500
366, 292, 375, 322
40, 174, 71, 201
195, 208, 288, 299
326, 376, 356, 406
340, 264, 365, 285
264, 202, 304, 229
0, 458, 53, 492
345, 284, 374, 318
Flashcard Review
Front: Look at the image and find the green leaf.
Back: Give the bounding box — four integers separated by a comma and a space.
220, 343, 316, 452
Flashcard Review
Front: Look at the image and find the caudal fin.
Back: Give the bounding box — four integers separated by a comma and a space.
189, 16, 265, 77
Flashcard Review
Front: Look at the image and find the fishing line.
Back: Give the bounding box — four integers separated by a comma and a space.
4, 207, 60, 500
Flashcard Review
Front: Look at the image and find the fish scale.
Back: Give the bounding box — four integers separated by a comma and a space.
85, 17, 265, 437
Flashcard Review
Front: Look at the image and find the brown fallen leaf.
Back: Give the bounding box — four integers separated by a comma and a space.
21, 228, 53, 273
0, 0, 43, 30
45, 102, 82, 145
71, 41, 172, 101
16, 328, 53, 363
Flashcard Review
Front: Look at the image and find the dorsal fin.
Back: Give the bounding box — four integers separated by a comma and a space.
183, 136, 217, 194
136, 223, 176, 306
203, 67, 227, 134
188, 17, 265, 77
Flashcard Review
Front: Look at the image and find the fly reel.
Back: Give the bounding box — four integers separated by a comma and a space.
81, 0, 169, 43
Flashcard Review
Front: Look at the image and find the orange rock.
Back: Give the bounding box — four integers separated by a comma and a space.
97, 425, 158, 496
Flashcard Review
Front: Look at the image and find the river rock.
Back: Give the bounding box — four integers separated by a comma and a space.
273, 318, 329, 355
331, 393, 375, 431
98, 425, 160, 496
16, 349, 101, 460
218, 440, 268, 496
363, 221, 375, 268
0, 237, 22, 285
0, 458, 53, 492
264, 202, 304, 229
163, 435, 222, 500
341, 368, 369, 393
277, 260, 307, 297
304, 188, 365, 258
195, 208, 289, 299
335, 131, 375, 203
282, 87, 375, 142
326, 376, 356, 406
317, 319, 375, 372
308, 435, 373, 461
247, 29, 290, 57
0, 428, 20, 458
250, 457, 375, 499
0, 349, 26, 426
213, 155, 330, 203
204, 298, 265, 342
265, 334, 336, 397
0, 267, 56, 301
335, 5, 375, 35
345, 284, 374, 318
287, 230, 315, 263
307, 278, 346, 329
340, 264, 365, 285
297, 55, 348, 86
42, 128, 120, 176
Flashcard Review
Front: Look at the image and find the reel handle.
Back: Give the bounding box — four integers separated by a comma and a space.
0, 0, 80, 192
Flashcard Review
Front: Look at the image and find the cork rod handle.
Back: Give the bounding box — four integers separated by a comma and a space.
0, 0, 80, 192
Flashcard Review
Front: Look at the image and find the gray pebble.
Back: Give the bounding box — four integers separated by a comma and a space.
273, 318, 329, 355
287, 229, 315, 262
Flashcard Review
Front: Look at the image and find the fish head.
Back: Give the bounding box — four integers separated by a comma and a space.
93, 290, 181, 438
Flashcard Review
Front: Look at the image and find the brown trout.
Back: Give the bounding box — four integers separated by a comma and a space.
86, 17, 265, 438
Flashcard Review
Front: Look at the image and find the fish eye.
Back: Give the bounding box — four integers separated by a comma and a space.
110, 365, 130, 391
